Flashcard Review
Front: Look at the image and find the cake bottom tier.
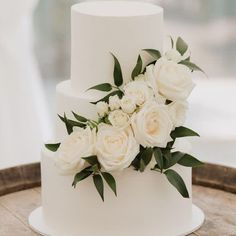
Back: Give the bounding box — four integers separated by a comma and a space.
39, 148, 195, 236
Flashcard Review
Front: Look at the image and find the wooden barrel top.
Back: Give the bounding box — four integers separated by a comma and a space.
0, 186, 235, 235
0, 163, 40, 197
0, 162, 235, 197
0, 163, 236, 235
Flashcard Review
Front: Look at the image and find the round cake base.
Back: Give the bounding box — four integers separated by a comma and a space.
29, 205, 204, 236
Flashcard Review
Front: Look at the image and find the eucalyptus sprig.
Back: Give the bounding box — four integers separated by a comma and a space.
176, 37, 188, 56
179, 60, 206, 74
174, 37, 206, 74
45, 143, 61, 152
72, 155, 117, 201
87, 53, 125, 105
132, 55, 143, 79
111, 53, 123, 87
143, 49, 161, 60
131, 126, 203, 198
90, 90, 123, 105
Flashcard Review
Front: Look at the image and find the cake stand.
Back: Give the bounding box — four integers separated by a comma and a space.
29, 204, 205, 236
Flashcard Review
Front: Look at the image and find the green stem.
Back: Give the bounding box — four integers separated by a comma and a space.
112, 85, 119, 90
87, 120, 97, 129
112, 85, 124, 93
90, 120, 98, 125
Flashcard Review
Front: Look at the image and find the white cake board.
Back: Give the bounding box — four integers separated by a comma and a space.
29, 205, 204, 236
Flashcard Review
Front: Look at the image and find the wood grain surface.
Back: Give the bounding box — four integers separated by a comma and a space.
0, 186, 235, 236
193, 163, 236, 194
0, 162, 235, 197
0, 163, 40, 196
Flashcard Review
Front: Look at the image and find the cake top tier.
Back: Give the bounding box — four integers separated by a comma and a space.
72, 1, 162, 17
70, 1, 163, 94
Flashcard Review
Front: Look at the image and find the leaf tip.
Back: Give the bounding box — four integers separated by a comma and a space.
183, 192, 190, 198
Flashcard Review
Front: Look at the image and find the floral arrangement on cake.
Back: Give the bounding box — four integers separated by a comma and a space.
46, 37, 204, 201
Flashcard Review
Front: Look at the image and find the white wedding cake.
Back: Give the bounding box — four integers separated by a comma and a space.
29, 2, 204, 236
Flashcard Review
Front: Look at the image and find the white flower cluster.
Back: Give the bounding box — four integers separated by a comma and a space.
55, 49, 195, 175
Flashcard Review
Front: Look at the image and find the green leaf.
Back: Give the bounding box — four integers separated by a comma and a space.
141, 148, 153, 165
166, 140, 175, 149
143, 49, 161, 60
63, 113, 73, 134
153, 147, 163, 171
101, 172, 117, 196
45, 143, 60, 152
87, 83, 113, 92
139, 148, 153, 172
58, 114, 67, 122
169, 35, 174, 48
104, 116, 111, 125
111, 53, 123, 87
68, 120, 86, 128
87, 164, 100, 173
178, 154, 204, 167
93, 174, 104, 201
72, 168, 92, 188
140, 159, 146, 172
131, 151, 142, 170
164, 169, 189, 198
151, 164, 161, 172
72, 112, 88, 123
131, 55, 143, 79
58, 114, 86, 130
162, 150, 171, 169
176, 37, 188, 56
171, 126, 200, 139
179, 60, 205, 74
82, 155, 99, 166
90, 90, 123, 105
164, 151, 185, 169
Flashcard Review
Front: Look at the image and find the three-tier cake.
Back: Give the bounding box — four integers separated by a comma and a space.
29, 2, 204, 236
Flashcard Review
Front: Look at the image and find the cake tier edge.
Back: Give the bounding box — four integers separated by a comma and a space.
55, 80, 98, 139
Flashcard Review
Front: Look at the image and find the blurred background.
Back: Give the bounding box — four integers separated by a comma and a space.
0, 0, 235, 169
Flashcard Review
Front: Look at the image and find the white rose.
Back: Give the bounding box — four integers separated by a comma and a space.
168, 101, 188, 128
145, 65, 166, 104
131, 101, 172, 148
96, 124, 139, 171
152, 59, 195, 101
96, 101, 108, 117
108, 109, 130, 129
55, 127, 95, 175
109, 95, 120, 110
120, 95, 136, 114
165, 49, 183, 63
124, 80, 153, 106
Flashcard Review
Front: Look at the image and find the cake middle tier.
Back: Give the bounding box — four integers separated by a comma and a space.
71, 1, 163, 93
56, 80, 99, 140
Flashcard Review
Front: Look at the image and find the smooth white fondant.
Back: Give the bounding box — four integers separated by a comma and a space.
55, 80, 98, 139
71, 1, 163, 93
40, 148, 194, 236
73, 1, 162, 17
29, 205, 204, 236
